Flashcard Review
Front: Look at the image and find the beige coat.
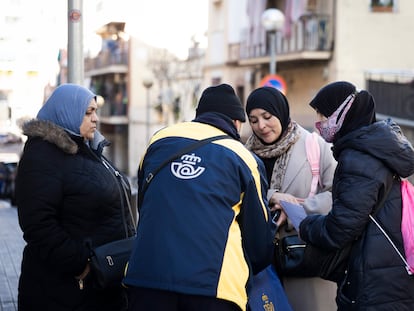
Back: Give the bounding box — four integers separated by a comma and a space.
268, 126, 338, 311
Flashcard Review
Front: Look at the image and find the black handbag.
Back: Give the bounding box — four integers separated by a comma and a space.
90, 236, 136, 288
274, 183, 392, 283
89, 159, 137, 289
274, 234, 352, 282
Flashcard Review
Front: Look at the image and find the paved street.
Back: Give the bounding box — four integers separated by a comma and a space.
0, 201, 24, 311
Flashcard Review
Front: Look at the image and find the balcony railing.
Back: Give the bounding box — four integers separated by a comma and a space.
99, 98, 128, 119
84, 50, 128, 72
231, 14, 331, 62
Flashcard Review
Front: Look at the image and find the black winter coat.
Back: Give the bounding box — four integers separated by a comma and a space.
15, 120, 135, 311
300, 119, 414, 311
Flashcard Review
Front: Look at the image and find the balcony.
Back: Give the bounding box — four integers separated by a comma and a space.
84, 49, 128, 77
98, 93, 128, 124
230, 14, 332, 67
84, 37, 129, 125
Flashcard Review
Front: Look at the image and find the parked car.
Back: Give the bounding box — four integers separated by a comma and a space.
0, 132, 23, 206
0, 161, 17, 205
0, 132, 22, 144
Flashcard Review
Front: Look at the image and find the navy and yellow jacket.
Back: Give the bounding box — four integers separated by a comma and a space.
124, 114, 274, 310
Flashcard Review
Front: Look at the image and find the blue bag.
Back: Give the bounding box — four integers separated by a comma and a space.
247, 265, 293, 311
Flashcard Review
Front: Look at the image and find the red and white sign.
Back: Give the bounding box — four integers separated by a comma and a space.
69, 9, 81, 23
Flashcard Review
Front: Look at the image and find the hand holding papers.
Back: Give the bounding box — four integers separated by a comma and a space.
279, 200, 307, 231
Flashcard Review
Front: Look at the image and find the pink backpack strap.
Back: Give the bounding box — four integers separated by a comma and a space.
305, 132, 320, 198
401, 179, 414, 274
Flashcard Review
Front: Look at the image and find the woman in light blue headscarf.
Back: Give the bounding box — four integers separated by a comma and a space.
37, 83, 95, 134
16, 83, 135, 311
37, 83, 107, 153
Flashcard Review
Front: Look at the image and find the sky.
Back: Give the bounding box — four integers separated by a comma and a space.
0, 0, 209, 118
26, 0, 209, 60
83, 0, 209, 59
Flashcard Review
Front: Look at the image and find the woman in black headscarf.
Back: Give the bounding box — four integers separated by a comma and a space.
300, 81, 414, 310
245, 86, 337, 311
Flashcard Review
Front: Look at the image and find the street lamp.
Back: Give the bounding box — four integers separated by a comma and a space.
143, 77, 153, 142
261, 8, 285, 75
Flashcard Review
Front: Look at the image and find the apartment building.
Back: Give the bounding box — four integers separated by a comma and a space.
84, 1, 205, 176
203, 0, 414, 138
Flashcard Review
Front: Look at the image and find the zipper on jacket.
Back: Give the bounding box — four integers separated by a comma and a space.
78, 279, 84, 290
286, 244, 306, 251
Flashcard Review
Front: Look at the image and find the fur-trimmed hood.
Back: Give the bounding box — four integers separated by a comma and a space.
22, 119, 80, 155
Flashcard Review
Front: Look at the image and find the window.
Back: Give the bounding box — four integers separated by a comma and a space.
370, 0, 396, 13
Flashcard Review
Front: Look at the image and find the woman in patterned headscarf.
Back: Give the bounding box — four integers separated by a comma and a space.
301, 81, 414, 310
16, 83, 135, 311
245, 86, 337, 311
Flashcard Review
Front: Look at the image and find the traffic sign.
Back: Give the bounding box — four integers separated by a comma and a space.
259, 74, 287, 94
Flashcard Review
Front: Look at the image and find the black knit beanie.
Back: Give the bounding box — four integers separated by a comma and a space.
309, 81, 356, 117
196, 84, 246, 122
310, 81, 377, 142
246, 86, 291, 133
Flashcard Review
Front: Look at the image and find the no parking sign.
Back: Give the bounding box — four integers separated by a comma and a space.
259, 74, 287, 94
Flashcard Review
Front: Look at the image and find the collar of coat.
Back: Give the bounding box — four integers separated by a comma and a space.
22, 119, 81, 155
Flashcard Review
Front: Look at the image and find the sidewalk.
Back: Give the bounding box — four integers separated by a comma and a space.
0, 201, 25, 311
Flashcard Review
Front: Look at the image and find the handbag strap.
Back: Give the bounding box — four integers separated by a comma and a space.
102, 158, 137, 236
369, 176, 412, 274
139, 134, 230, 205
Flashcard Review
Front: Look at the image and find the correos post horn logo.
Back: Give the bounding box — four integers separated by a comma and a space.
171, 153, 205, 179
